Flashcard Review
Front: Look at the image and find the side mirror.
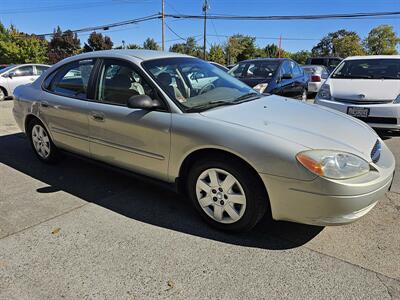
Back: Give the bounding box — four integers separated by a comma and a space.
127, 94, 163, 110
281, 73, 293, 80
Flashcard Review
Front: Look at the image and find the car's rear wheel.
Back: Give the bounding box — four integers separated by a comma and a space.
0, 88, 5, 101
187, 156, 268, 232
28, 119, 59, 163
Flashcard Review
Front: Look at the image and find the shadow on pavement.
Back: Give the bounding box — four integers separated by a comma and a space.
0, 133, 323, 250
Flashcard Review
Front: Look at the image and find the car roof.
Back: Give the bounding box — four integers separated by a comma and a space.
68, 49, 191, 61
344, 55, 400, 60
237, 58, 287, 64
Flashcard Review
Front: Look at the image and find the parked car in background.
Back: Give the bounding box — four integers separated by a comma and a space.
0, 64, 50, 101
13, 50, 395, 232
305, 57, 342, 73
228, 58, 309, 101
0, 64, 9, 70
315, 55, 400, 131
209, 61, 229, 72
302, 65, 330, 96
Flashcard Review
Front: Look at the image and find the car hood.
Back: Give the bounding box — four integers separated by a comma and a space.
329, 78, 400, 100
200, 95, 378, 160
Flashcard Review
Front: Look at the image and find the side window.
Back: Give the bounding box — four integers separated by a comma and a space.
36, 66, 49, 75
10, 66, 34, 77
291, 62, 303, 77
280, 61, 292, 77
97, 60, 155, 106
49, 59, 95, 99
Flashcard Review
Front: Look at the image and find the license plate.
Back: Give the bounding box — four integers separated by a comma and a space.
347, 107, 370, 118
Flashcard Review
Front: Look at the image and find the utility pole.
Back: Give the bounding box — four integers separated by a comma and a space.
161, 0, 165, 51
202, 0, 209, 60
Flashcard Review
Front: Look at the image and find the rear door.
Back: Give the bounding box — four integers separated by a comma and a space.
278, 60, 296, 98
40, 58, 95, 155
290, 61, 306, 96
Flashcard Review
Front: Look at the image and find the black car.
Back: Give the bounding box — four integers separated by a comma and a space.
228, 58, 309, 100
305, 57, 342, 73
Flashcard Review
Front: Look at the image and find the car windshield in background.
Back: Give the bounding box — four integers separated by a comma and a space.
229, 61, 279, 79
332, 59, 400, 80
303, 66, 324, 74
142, 57, 259, 112
0, 65, 15, 74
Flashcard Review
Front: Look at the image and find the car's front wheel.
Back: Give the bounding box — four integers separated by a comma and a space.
0, 88, 5, 101
187, 156, 268, 232
28, 118, 59, 163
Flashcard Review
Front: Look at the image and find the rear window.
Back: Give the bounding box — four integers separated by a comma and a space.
309, 58, 325, 65
332, 59, 400, 80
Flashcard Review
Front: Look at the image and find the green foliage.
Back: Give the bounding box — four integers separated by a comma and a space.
364, 25, 399, 55
0, 23, 48, 64
225, 34, 257, 64
169, 37, 203, 58
143, 38, 159, 50
83, 31, 113, 52
289, 50, 311, 64
208, 44, 225, 65
312, 29, 364, 57
47, 27, 81, 64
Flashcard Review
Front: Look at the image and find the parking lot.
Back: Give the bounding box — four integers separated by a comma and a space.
0, 99, 399, 299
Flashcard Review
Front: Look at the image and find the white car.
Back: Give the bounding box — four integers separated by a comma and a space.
0, 64, 50, 101
315, 56, 400, 131
302, 65, 329, 95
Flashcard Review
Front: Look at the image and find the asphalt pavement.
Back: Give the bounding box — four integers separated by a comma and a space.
0, 100, 399, 299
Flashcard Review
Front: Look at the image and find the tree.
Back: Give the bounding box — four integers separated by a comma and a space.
169, 37, 202, 58
364, 25, 399, 55
225, 34, 257, 64
83, 31, 113, 52
0, 23, 48, 64
208, 44, 225, 64
143, 38, 159, 50
290, 50, 311, 64
312, 30, 364, 57
47, 27, 81, 64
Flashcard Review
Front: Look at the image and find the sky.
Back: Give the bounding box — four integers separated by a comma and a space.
0, 0, 399, 52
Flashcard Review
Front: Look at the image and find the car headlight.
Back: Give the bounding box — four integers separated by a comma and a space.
317, 83, 331, 100
394, 94, 400, 104
253, 83, 268, 93
296, 150, 370, 179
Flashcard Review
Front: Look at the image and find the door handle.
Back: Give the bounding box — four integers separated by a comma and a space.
91, 112, 105, 121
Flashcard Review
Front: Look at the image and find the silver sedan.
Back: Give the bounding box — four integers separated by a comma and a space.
12, 50, 395, 232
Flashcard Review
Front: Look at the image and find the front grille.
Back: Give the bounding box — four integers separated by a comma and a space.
355, 116, 398, 124
334, 98, 393, 105
371, 140, 381, 163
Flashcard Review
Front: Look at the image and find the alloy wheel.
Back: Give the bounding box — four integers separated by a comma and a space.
195, 168, 246, 224
31, 124, 51, 159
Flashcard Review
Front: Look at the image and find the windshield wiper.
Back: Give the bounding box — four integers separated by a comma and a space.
233, 92, 260, 102
186, 100, 237, 112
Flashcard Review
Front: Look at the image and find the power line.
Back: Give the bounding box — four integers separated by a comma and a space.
164, 22, 187, 41
166, 11, 400, 21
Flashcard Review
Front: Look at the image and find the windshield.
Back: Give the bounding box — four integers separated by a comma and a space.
143, 57, 258, 111
0, 65, 15, 74
332, 59, 400, 80
228, 60, 279, 79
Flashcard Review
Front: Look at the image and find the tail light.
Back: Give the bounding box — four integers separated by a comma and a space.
311, 75, 321, 82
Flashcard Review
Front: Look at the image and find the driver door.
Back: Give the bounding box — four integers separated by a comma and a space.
87, 58, 171, 181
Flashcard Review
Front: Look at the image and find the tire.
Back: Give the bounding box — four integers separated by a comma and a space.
0, 88, 5, 101
301, 89, 307, 101
27, 118, 59, 163
187, 155, 269, 232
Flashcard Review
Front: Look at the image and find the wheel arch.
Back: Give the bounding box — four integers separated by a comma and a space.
0, 86, 8, 96
24, 114, 54, 140
177, 147, 269, 199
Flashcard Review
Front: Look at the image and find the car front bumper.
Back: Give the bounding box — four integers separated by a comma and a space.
315, 98, 400, 130
259, 142, 395, 226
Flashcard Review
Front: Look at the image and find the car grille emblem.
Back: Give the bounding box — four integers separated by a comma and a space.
370, 140, 381, 163
358, 94, 366, 100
